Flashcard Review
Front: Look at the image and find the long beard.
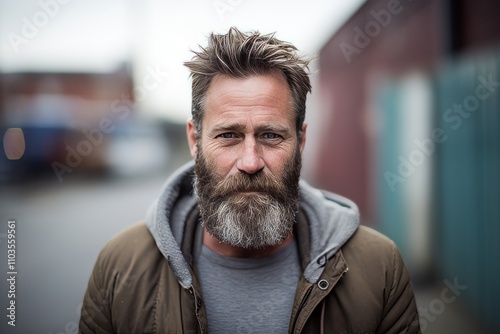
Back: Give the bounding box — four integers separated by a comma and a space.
194, 146, 302, 249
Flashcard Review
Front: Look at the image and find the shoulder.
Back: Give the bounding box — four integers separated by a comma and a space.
96, 223, 162, 275
101, 222, 155, 253
101, 223, 155, 253
90, 223, 172, 306
332, 225, 409, 307
343, 225, 397, 256
340, 225, 404, 282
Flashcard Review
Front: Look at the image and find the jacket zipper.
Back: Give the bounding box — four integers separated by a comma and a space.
291, 285, 313, 333
189, 287, 206, 334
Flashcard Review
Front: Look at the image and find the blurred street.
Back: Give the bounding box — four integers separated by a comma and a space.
0, 156, 189, 333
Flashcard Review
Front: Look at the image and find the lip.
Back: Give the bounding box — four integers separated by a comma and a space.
235, 190, 264, 195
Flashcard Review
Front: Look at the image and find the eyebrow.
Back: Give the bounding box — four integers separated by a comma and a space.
255, 124, 291, 135
210, 123, 292, 136
211, 123, 246, 133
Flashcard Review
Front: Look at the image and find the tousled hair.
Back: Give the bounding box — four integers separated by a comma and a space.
184, 27, 311, 137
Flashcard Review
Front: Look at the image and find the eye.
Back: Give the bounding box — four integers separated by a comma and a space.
263, 133, 280, 139
260, 133, 284, 145
218, 133, 235, 139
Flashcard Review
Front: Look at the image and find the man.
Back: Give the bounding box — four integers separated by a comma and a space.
79, 27, 420, 333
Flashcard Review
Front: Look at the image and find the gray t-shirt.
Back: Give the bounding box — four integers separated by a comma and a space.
196, 240, 301, 334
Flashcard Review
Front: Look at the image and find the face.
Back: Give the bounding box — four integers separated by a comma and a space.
187, 73, 307, 249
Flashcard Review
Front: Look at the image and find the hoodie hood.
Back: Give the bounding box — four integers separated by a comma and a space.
146, 161, 360, 289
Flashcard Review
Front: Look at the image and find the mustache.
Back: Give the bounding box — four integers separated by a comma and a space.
212, 171, 288, 198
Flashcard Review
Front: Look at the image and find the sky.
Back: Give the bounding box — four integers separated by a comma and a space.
0, 0, 365, 122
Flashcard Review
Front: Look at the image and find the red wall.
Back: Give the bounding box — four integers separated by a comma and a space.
313, 0, 442, 221
314, 0, 500, 222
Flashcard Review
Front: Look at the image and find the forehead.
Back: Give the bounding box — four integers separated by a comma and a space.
203, 73, 294, 128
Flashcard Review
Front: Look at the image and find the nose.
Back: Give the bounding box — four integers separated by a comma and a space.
236, 137, 264, 175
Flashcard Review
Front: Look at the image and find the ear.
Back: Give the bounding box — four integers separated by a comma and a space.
299, 123, 307, 155
186, 120, 198, 158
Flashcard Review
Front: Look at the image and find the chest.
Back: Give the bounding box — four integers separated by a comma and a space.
196, 244, 301, 333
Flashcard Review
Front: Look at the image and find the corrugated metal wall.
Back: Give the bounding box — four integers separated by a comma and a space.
378, 82, 408, 257
435, 49, 500, 331
377, 48, 500, 331
377, 73, 434, 279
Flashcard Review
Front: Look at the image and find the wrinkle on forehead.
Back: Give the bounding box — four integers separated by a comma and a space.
204, 73, 293, 124
206, 72, 292, 108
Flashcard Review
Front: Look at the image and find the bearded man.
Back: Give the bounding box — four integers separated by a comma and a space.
79, 27, 420, 333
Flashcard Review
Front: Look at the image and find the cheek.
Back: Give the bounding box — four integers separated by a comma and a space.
201, 145, 238, 176
263, 150, 294, 175
215, 157, 236, 175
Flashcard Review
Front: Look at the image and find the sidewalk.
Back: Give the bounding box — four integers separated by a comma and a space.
414, 284, 491, 333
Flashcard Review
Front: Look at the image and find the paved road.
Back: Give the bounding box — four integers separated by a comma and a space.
0, 161, 186, 334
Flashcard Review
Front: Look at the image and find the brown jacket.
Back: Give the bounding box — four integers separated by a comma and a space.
80, 162, 420, 333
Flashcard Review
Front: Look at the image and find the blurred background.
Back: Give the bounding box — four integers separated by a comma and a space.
0, 0, 499, 333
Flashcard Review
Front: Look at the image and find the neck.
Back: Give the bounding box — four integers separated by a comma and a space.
203, 229, 294, 258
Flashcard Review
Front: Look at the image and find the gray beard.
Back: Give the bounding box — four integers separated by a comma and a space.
194, 147, 301, 249
201, 192, 296, 249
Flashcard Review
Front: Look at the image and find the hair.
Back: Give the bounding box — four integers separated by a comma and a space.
184, 27, 312, 137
